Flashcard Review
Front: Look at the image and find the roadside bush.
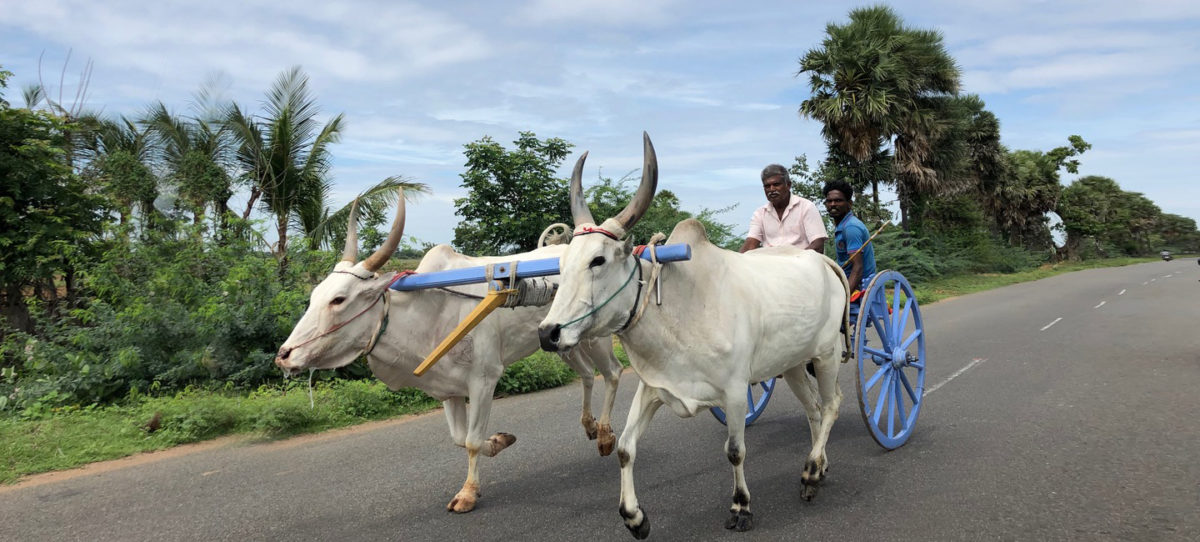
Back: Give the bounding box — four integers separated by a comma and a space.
0, 220, 339, 412
496, 351, 577, 395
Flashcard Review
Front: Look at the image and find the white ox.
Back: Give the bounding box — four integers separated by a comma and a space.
275, 196, 623, 513
538, 134, 850, 539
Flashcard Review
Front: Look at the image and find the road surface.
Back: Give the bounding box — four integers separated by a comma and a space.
2, 259, 1198, 541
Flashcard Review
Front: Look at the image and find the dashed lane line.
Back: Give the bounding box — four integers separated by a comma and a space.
1119, 289, 1126, 295
924, 358, 987, 396
1040, 317, 1063, 331
1094, 301, 1106, 309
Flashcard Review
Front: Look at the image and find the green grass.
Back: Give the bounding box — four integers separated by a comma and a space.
0, 255, 1162, 484
0, 379, 438, 484
915, 256, 1156, 304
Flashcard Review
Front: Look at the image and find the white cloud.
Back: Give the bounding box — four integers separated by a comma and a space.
515, 0, 684, 26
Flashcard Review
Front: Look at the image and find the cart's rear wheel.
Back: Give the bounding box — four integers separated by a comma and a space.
710, 378, 776, 426
855, 270, 926, 449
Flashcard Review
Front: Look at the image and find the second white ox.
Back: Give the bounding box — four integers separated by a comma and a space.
275, 195, 623, 513
538, 134, 850, 539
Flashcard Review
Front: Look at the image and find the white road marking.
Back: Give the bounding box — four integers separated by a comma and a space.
1143, 281, 1149, 285
1093, 301, 1106, 309
1119, 289, 1126, 295
1040, 317, 1063, 331
1151, 278, 1157, 282
924, 358, 987, 396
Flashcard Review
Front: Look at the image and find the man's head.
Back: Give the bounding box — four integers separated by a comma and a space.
760, 164, 790, 209
822, 180, 854, 221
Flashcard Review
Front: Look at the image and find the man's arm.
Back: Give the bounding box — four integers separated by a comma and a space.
805, 236, 827, 252
845, 251, 864, 292
742, 208, 764, 253
739, 237, 762, 253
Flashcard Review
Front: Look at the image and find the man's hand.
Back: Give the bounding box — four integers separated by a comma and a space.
739, 237, 761, 253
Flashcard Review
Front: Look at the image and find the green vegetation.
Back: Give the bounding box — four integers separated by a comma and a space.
2, 2, 1198, 484
0, 379, 438, 484
916, 257, 1157, 304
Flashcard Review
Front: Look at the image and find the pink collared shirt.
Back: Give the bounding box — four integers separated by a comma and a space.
748, 194, 827, 248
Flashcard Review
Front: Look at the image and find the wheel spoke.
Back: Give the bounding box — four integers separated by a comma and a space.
899, 329, 923, 351
872, 370, 893, 425
890, 375, 905, 435
897, 367, 920, 404
864, 363, 891, 391
896, 298, 913, 342
746, 386, 754, 407
892, 371, 907, 426
863, 345, 890, 363
762, 379, 774, 392
870, 312, 890, 343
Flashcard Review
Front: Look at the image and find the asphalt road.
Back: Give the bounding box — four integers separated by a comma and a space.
3, 259, 1198, 542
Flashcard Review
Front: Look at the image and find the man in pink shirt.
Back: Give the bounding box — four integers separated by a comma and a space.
738, 164, 828, 253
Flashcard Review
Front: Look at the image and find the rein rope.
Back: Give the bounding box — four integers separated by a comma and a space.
290, 269, 415, 358
560, 229, 668, 333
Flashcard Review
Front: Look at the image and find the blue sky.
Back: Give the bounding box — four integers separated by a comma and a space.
3, 0, 1198, 245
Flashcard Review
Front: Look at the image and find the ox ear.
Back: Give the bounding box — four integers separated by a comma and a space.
622, 236, 634, 255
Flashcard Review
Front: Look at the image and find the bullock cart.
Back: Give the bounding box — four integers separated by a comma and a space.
399, 238, 925, 452
711, 268, 927, 450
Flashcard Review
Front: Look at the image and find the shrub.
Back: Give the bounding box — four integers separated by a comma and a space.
496, 352, 577, 395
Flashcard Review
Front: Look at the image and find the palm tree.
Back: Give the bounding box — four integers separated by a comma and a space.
798, 5, 961, 230
146, 101, 235, 229
225, 66, 345, 272
226, 66, 428, 272
81, 116, 159, 227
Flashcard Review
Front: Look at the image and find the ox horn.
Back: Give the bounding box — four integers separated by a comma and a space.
341, 198, 360, 262
362, 189, 406, 272
569, 151, 595, 226
611, 132, 658, 230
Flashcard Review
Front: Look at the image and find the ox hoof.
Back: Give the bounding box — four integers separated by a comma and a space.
620, 504, 650, 540
447, 490, 479, 513
582, 415, 599, 440
800, 483, 820, 501
724, 510, 754, 532
597, 428, 616, 457
483, 432, 517, 457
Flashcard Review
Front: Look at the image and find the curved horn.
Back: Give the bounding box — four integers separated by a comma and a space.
569, 151, 595, 226
341, 198, 360, 262
611, 132, 658, 230
362, 189, 405, 272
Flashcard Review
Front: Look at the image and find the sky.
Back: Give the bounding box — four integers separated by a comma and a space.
3, 0, 1198, 246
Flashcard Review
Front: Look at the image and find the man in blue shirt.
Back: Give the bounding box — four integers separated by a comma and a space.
823, 180, 875, 295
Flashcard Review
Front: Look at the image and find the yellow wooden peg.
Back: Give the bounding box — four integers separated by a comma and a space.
413, 289, 515, 376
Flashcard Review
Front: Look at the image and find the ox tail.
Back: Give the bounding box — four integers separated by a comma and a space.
822, 256, 852, 362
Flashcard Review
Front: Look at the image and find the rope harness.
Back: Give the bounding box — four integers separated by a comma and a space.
559, 229, 667, 334
288, 269, 411, 359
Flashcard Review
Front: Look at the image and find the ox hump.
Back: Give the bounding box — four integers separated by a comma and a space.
666, 218, 711, 247
415, 244, 464, 273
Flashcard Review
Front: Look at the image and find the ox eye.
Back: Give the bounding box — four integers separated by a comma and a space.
589, 256, 606, 268
330, 296, 346, 306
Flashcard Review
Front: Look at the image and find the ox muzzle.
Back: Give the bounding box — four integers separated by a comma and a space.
538, 323, 563, 352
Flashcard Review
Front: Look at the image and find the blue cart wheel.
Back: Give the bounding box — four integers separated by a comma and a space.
855, 270, 926, 450
710, 378, 777, 426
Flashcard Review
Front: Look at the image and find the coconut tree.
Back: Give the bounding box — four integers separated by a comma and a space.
80, 116, 159, 227
224, 66, 345, 273
145, 101, 236, 230
226, 67, 428, 272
